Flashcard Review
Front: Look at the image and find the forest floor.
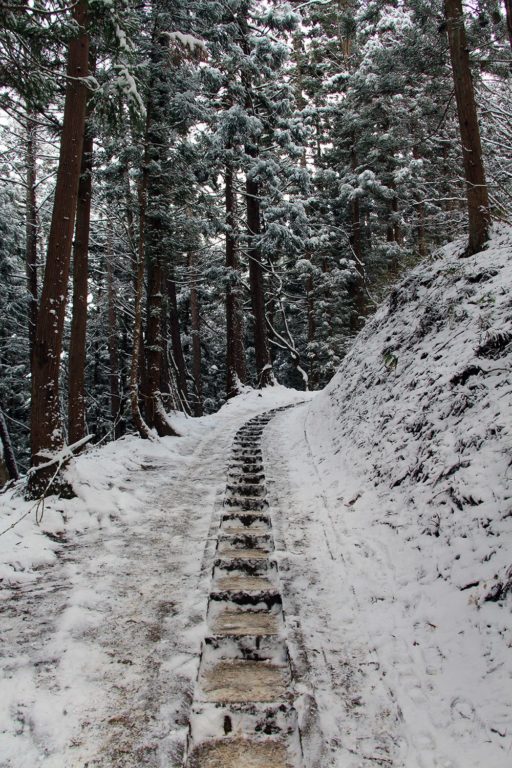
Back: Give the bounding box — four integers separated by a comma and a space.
1, 229, 512, 768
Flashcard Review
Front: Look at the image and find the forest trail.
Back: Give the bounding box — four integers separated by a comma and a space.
185, 406, 302, 768
0, 390, 452, 768
3, 360, 509, 768
0, 390, 315, 768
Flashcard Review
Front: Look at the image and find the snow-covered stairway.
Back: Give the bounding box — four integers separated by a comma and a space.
185, 409, 302, 768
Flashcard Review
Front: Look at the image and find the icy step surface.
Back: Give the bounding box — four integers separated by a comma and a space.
209, 609, 281, 637
199, 659, 289, 703
221, 524, 270, 535
224, 497, 268, 510
222, 511, 271, 523
217, 547, 269, 560
214, 574, 275, 591
187, 737, 293, 768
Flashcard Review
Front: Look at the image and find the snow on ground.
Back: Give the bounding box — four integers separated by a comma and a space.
2, 228, 512, 768
264, 226, 512, 767
0, 387, 305, 768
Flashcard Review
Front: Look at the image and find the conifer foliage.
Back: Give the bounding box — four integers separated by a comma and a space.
0, 0, 510, 493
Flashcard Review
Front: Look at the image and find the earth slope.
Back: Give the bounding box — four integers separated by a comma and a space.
303, 225, 512, 764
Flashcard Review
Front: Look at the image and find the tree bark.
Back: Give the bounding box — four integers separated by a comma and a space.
305, 270, 318, 387
25, 114, 38, 360
225, 159, 246, 398
145, 246, 175, 432
29, 0, 89, 495
167, 272, 190, 413
106, 233, 122, 436
68, 90, 94, 445
504, 0, 512, 50
123, 152, 150, 437
239, 9, 273, 388
444, 0, 490, 255
0, 405, 19, 482
130, 165, 152, 440
189, 252, 203, 416
349, 145, 367, 330
142, 25, 177, 436
246, 149, 273, 387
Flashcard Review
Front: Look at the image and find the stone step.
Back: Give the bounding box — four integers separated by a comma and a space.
219, 531, 272, 547
226, 484, 266, 498
226, 472, 265, 484
203, 634, 286, 662
220, 533, 272, 548
228, 465, 265, 476
231, 449, 263, 459
188, 699, 295, 739
221, 522, 270, 535
221, 511, 271, 526
209, 608, 281, 637
224, 497, 268, 511
230, 456, 263, 466
210, 590, 281, 608
228, 456, 264, 467
198, 659, 289, 704
216, 547, 269, 561
213, 574, 275, 593
187, 738, 293, 768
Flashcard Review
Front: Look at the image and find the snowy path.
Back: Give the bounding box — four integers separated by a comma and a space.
265, 403, 511, 768
2, 385, 510, 767
264, 404, 405, 768
185, 406, 303, 768
0, 391, 304, 768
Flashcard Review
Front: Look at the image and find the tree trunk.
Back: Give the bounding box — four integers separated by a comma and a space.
225, 160, 246, 398
141, 25, 177, 437
0, 405, 19, 482
68, 90, 94, 445
246, 149, 273, 387
444, 0, 490, 255
25, 113, 38, 360
417, 201, 427, 258
130, 166, 152, 440
145, 247, 175, 432
239, 10, 273, 387
92, 329, 101, 439
189, 252, 203, 416
350, 145, 367, 330
29, 0, 89, 496
504, 0, 512, 50
306, 270, 316, 386
167, 273, 191, 414
106, 233, 121, 436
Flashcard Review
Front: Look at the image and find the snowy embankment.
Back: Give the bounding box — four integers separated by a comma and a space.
266, 227, 511, 767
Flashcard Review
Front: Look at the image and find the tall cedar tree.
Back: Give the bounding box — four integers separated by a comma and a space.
143, 25, 178, 436
68, 78, 94, 445
25, 116, 38, 360
239, 9, 273, 387
225, 155, 247, 397
29, 0, 90, 495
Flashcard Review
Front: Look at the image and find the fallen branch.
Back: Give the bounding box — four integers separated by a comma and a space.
27, 434, 94, 476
